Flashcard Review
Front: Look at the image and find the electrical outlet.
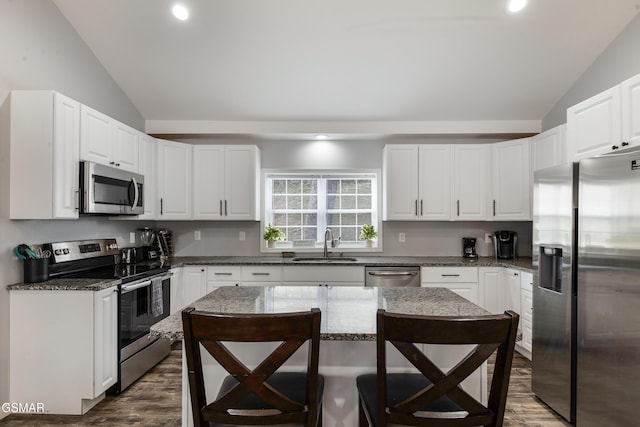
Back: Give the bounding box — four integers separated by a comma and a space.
129, 232, 136, 244
194, 230, 201, 241
399, 232, 406, 243
239, 231, 246, 241
485, 233, 493, 244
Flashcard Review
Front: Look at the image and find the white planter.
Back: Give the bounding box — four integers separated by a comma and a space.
365, 239, 373, 248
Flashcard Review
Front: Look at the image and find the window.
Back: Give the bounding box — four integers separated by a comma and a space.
264, 171, 380, 250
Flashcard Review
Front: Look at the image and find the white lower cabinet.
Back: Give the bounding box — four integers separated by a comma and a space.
502, 269, 522, 317
183, 266, 207, 307
10, 287, 118, 414
207, 266, 242, 293
421, 267, 479, 305
478, 267, 502, 314
519, 271, 533, 359
241, 266, 283, 286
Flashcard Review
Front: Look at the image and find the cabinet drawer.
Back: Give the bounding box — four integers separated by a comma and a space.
282, 266, 364, 283
207, 266, 242, 282
242, 266, 282, 282
421, 267, 478, 283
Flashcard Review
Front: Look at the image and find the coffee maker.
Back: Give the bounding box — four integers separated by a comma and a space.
139, 227, 160, 260
462, 237, 478, 259
494, 230, 518, 259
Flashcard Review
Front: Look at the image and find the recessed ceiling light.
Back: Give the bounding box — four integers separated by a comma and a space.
315, 134, 328, 140
172, 4, 189, 21
507, 0, 527, 13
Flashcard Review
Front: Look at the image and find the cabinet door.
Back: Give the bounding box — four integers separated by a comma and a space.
94, 287, 118, 396
224, 146, 260, 220
622, 73, 640, 148
157, 139, 192, 220
418, 145, 452, 220
453, 145, 488, 220
53, 92, 81, 219
169, 268, 183, 315
183, 267, 207, 306
113, 121, 139, 173
80, 104, 113, 165
531, 125, 565, 172
491, 138, 531, 220
138, 135, 157, 219
383, 145, 419, 220
478, 267, 501, 314
502, 269, 522, 317
567, 85, 622, 160
193, 145, 225, 219
520, 272, 533, 353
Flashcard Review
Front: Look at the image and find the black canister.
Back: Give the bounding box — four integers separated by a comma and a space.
23, 258, 49, 283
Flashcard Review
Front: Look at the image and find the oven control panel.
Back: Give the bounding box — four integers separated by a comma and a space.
46, 239, 119, 263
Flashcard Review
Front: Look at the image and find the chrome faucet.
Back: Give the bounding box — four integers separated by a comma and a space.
323, 228, 334, 258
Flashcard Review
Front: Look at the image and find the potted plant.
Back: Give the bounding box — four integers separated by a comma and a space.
263, 223, 285, 248
359, 224, 377, 247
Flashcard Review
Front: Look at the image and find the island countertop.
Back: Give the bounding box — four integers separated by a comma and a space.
151, 285, 490, 342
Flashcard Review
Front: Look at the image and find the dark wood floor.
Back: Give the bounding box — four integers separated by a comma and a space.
2, 343, 570, 426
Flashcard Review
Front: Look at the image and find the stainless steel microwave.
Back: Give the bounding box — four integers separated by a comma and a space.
80, 161, 144, 215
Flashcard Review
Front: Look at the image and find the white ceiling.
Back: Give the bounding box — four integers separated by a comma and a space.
53, 0, 640, 137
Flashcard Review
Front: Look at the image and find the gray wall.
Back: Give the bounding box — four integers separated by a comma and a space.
543, 14, 640, 130
0, 1, 147, 416
163, 137, 532, 259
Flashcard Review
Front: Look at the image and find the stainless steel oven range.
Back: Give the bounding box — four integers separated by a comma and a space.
45, 238, 172, 394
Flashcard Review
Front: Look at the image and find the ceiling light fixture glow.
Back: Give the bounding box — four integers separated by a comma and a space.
507, 0, 527, 13
172, 4, 189, 20
315, 134, 328, 140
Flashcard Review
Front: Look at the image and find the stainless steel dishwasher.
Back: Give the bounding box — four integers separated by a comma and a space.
364, 266, 420, 287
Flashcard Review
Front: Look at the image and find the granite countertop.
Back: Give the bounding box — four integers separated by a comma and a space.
150, 285, 491, 342
169, 255, 533, 271
7, 278, 120, 291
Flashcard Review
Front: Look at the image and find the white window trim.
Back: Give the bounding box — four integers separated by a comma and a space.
260, 169, 383, 254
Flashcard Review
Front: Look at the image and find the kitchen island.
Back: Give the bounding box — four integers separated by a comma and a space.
151, 285, 491, 427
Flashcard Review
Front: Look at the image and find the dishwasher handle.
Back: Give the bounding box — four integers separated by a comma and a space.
367, 271, 419, 276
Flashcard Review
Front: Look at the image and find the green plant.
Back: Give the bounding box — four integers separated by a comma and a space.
359, 224, 378, 240
263, 223, 285, 242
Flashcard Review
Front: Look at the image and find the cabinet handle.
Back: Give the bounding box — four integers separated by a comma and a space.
215, 272, 233, 276
109, 161, 115, 165
414, 200, 418, 216
75, 190, 80, 210
225, 200, 228, 216
493, 200, 496, 216
201, 269, 205, 272
219, 200, 223, 216
441, 274, 460, 277
252, 272, 270, 276
420, 200, 423, 216
160, 198, 163, 215
612, 145, 619, 150
622, 141, 630, 147
456, 200, 460, 216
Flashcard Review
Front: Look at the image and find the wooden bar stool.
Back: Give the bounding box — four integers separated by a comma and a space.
182, 307, 323, 426
356, 309, 519, 427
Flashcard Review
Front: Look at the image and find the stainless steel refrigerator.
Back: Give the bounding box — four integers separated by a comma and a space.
533, 149, 640, 426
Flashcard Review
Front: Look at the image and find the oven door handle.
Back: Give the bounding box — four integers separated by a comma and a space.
121, 279, 152, 293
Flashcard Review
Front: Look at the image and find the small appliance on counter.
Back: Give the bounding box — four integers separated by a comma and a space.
139, 227, 160, 260
493, 230, 518, 259
157, 229, 173, 258
120, 247, 140, 264
462, 237, 478, 259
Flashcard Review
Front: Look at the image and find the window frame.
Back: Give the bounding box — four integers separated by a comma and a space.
261, 169, 382, 253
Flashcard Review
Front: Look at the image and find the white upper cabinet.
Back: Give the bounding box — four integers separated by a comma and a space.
621, 73, 640, 148
193, 145, 261, 220
453, 144, 489, 220
80, 104, 140, 173
137, 134, 158, 220
382, 145, 419, 220
10, 90, 80, 219
419, 145, 452, 220
567, 85, 622, 160
490, 138, 531, 220
531, 124, 566, 172
157, 139, 192, 220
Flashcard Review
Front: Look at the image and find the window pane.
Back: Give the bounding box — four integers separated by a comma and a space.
287, 180, 302, 194
327, 179, 340, 194
303, 195, 317, 209
273, 180, 287, 194
287, 195, 302, 210
303, 213, 317, 225
327, 213, 340, 226
273, 195, 286, 209
341, 227, 357, 242
303, 180, 317, 194
327, 195, 340, 209
273, 213, 286, 227
357, 213, 372, 224
288, 214, 302, 226
341, 195, 356, 209
357, 195, 371, 209
342, 179, 357, 194
357, 180, 371, 194
303, 227, 317, 240
288, 227, 302, 241
342, 213, 356, 225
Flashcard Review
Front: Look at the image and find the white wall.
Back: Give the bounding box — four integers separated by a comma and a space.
543, 14, 640, 130
0, 1, 148, 417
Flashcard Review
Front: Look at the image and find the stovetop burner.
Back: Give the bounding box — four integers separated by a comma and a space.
63, 261, 169, 284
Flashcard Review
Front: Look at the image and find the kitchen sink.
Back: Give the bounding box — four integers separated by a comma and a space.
291, 257, 358, 262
